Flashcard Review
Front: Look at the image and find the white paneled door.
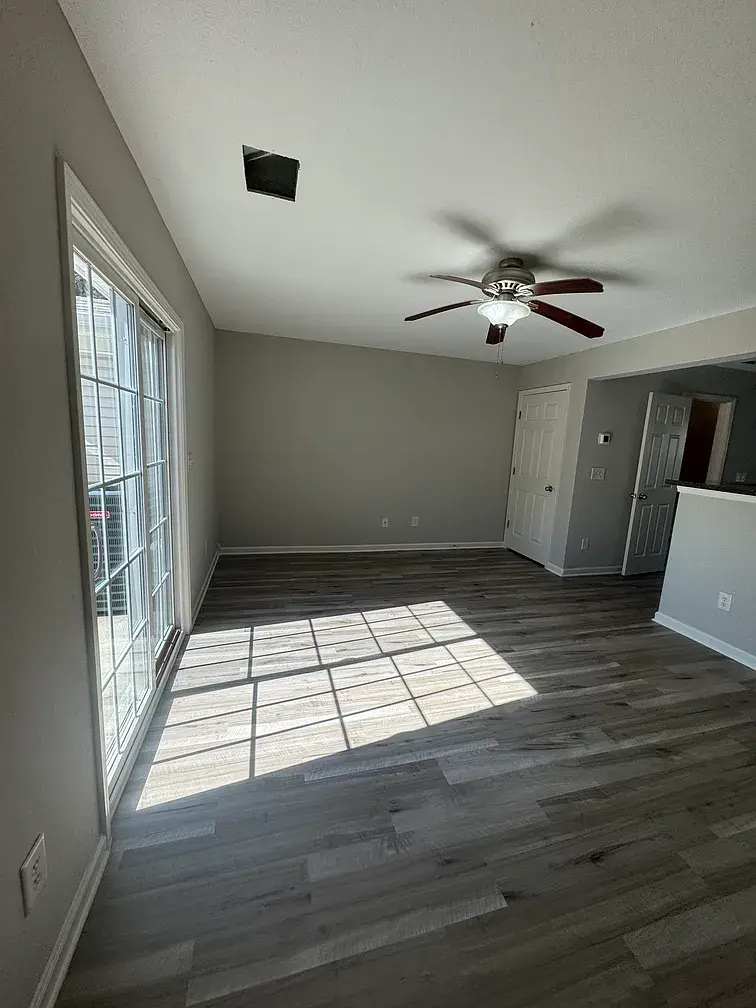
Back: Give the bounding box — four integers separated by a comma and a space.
505, 387, 570, 566
622, 392, 691, 575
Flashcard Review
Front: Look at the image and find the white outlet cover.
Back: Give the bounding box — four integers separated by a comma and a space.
717, 591, 733, 612
381, 518, 389, 528
411, 516, 419, 526
20, 834, 47, 916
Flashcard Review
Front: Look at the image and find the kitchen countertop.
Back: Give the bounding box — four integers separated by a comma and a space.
667, 480, 756, 497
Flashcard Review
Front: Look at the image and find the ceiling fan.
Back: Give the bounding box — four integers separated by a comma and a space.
405, 257, 605, 345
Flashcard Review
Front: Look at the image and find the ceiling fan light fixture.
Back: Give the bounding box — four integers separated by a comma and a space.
477, 299, 531, 327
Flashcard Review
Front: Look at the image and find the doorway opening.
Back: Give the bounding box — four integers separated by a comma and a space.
678, 395, 736, 485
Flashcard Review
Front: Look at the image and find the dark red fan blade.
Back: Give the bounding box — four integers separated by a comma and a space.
429, 274, 488, 290
529, 299, 604, 339
529, 278, 604, 296
486, 324, 507, 345
405, 299, 480, 322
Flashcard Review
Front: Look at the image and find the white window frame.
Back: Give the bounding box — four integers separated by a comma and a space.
57, 161, 192, 827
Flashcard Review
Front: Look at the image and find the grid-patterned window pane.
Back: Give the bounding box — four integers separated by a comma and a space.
90, 489, 108, 587
101, 677, 118, 762
92, 268, 117, 383
145, 399, 164, 464
128, 554, 147, 636
74, 256, 96, 378
151, 575, 173, 655
104, 484, 127, 576
140, 324, 157, 398
121, 391, 141, 475
115, 649, 136, 738
115, 291, 137, 390
124, 476, 144, 560
111, 566, 131, 664
98, 384, 123, 480
150, 523, 167, 582
133, 628, 150, 708
81, 379, 102, 486
96, 585, 114, 681
146, 464, 162, 531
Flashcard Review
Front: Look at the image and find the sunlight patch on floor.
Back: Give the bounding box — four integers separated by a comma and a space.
136, 603, 536, 808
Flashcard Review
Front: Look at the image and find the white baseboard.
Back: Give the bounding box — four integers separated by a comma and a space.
221, 541, 506, 556
30, 835, 110, 1008
192, 548, 220, 625
654, 612, 756, 672
545, 563, 622, 577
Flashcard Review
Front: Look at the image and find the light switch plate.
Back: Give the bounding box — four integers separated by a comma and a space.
20, 834, 47, 916
590, 467, 606, 481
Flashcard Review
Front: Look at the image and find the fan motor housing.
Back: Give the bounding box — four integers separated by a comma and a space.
482, 257, 536, 290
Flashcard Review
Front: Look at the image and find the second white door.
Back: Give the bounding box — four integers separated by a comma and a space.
505, 387, 570, 566
622, 392, 691, 575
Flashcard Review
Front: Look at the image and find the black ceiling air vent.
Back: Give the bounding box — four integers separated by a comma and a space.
242, 146, 299, 202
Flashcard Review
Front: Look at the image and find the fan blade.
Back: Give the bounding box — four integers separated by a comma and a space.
429, 274, 488, 290
538, 202, 650, 259
486, 324, 507, 345
440, 214, 505, 253
405, 299, 481, 322
529, 299, 604, 339
529, 278, 604, 296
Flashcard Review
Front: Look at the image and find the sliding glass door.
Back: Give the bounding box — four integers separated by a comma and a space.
73, 246, 176, 780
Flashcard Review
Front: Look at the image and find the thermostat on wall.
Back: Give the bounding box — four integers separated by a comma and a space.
597, 433, 612, 444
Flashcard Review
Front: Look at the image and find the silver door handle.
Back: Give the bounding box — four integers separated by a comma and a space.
544, 485, 554, 492
631, 493, 648, 500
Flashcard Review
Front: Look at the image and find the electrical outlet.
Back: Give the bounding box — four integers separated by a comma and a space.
581, 537, 590, 551
735, 473, 749, 483
381, 518, 389, 528
717, 592, 733, 613
411, 516, 419, 527
590, 467, 606, 481
20, 834, 47, 916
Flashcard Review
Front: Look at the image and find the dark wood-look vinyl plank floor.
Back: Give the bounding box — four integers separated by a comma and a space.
57, 549, 756, 1007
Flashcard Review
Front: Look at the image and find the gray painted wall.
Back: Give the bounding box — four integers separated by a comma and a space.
658, 491, 756, 657
0, 3, 216, 1005
562, 374, 664, 570
518, 308, 756, 568
216, 332, 520, 548
563, 366, 756, 570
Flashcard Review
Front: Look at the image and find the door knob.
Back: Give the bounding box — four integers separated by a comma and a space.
631, 493, 648, 500
544, 485, 554, 492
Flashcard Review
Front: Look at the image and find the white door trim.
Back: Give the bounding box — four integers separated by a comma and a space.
504, 384, 571, 564
515, 383, 573, 396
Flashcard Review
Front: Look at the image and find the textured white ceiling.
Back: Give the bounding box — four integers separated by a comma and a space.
60, 0, 756, 364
